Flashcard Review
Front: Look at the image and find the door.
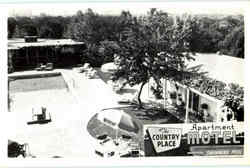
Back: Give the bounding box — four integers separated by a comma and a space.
188, 91, 200, 113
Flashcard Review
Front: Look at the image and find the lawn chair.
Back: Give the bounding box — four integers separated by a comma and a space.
121, 134, 132, 141
78, 67, 85, 73
45, 63, 54, 71
35, 63, 43, 71
83, 63, 90, 70
27, 107, 52, 125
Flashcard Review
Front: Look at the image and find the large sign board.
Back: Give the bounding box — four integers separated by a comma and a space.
144, 122, 244, 156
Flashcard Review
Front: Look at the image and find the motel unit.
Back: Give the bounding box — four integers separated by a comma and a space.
148, 53, 244, 123
8, 36, 85, 72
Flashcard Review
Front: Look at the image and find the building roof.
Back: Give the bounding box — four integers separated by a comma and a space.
187, 53, 244, 86
8, 38, 84, 50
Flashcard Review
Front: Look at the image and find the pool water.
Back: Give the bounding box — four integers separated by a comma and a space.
8, 73, 72, 114
8, 73, 83, 157
9, 75, 68, 93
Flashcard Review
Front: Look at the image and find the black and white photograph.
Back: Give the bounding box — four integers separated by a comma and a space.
5, 1, 246, 163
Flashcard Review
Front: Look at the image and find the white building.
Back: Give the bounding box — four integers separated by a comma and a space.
148, 53, 244, 123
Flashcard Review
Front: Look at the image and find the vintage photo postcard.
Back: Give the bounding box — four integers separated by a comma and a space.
2, 0, 249, 167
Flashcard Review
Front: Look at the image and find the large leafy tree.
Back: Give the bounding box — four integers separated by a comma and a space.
112, 9, 202, 108
219, 25, 244, 58
12, 16, 37, 37
65, 9, 107, 43
65, 9, 134, 66
9, 15, 68, 39
65, 9, 104, 66
35, 14, 68, 39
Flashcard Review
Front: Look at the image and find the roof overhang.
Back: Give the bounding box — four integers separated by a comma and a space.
8, 38, 84, 50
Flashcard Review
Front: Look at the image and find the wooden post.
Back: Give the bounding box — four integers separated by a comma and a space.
8, 50, 13, 73
216, 100, 223, 122
185, 88, 190, 123
148, 79, 150, 99
36, 47, 39, 65
163, 79, 166, 109
53, 47, 55, 63
54, 46, 58, 66
26, 48, 29, 65
166, 79, 168, 107
46, 47, 49, 63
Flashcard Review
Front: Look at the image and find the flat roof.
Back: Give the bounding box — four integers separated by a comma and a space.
187, 53, 244, 86
8, 38, 84, 50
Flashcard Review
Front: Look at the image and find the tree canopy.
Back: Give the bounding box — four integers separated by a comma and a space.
112, 10, 203, 107
8, 10, 244, 59
8, 9, 244, 109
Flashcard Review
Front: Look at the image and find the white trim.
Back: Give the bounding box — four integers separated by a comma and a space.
163, 79, 166, 109
161, 79, 225, 123
185, 88, 190, 123
172, 81, 222, 104
148, 78, 224, 111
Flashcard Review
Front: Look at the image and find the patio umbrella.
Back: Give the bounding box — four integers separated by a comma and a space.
101, 62, 118, 73
97, 109, 139, 134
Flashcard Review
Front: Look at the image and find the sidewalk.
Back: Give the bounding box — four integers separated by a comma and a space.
58, 69, 123, 157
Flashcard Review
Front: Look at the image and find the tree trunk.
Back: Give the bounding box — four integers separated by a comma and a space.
137, 82, 146, 108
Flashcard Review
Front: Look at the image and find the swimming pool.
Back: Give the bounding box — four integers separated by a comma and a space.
9, 72, 68, 93
8, 72, 81, 157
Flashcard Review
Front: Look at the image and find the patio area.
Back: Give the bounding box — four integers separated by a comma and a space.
8, 66, 183, 158
8, 68, 122, 158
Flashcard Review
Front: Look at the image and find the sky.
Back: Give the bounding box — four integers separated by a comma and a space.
8, 2, 245, 17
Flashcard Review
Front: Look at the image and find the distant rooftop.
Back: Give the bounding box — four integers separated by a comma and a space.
8, 38, 84, 50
